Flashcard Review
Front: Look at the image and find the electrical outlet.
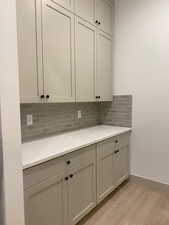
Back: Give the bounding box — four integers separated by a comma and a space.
27, 114, 33, 126
77, 110, 82, 119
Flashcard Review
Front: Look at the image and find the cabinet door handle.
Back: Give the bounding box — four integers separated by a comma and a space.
66, 160, 71, 165
98, 21, 101, 25
114, 150, 120, 154
40, 95, 45, 99
69, 174, 74, 178
95, 20, 99, 24
65, 177, 69, 181
46, 95, 50, 99
96, 96, 101, 99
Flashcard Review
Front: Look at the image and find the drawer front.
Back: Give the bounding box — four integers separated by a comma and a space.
23, 157, 66, 189
114, 133, 130, 149
65, 145, 96, 173
97, 137, 115, 160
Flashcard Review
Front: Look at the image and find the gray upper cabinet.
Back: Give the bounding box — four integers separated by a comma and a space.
41, 1, 75, 102
95, 0, 113, 35
51, 0, 74, 11
17, 0, 43, 103
96, 31, 112, 101
75, 18, 96, 102
74, 0, 113, 36
74, 0, 95, 24
17, 0, 113, 103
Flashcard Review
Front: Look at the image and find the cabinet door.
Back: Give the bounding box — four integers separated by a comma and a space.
17, 0, 43, 103
67, 147, 96, 225
42, 1, 75, 102
114, 146, 129, 184
25, 175, 66, 225
95, 0, 113, 35
97, 139, 116, 203
74, 0, 95, 24
75, 18, 96, 102
96, 31, 112, 101
51, 0, 73, 11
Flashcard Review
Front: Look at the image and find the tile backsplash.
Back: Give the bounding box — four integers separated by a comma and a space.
20, 103, 100, 142
99, 95, 132, 127
20, 95, 132, 142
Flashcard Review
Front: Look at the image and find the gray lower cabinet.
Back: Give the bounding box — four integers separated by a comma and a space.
97, 133, 130, 203
24, 174, 66, 225
24, 145, 96, 225
67, 151, 96, 225
97, 138, 116, 203
24, 133, 130, 225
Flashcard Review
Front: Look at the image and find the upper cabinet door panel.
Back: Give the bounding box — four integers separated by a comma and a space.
96, 31, 112, 101
42, 2, 75, 102
95, 0, 113, 35
74, 0, 95, 24
75, 18, 96, 102
17, 0, 43, 103
50, 0, 74, 11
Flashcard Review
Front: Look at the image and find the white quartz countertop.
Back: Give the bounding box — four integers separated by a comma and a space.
22, 125, 132, 170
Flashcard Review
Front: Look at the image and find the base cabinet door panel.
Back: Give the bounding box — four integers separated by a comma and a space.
67, 165, 96, 225
96, 31, 112, 101
42, 1, 75, 102
97, 139, 116, 203
25, 176, 66, 225
114, 146, 129, 183
67, 146, 96, 225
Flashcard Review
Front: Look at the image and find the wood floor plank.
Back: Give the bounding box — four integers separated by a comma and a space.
77, 180, 169, 225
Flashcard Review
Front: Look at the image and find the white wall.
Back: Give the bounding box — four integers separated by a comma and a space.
114, 0, 169, 184
0, 0, 25, 224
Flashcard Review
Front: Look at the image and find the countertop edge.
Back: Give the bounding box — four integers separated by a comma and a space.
23, 128, 132, 170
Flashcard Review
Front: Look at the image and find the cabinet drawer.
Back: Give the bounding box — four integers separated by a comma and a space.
23, 157, 66, 189
97, 137, 115, 159
114, 133, 130, 149
65, 145, 96, 173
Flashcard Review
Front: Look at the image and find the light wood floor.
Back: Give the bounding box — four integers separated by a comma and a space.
77, 180, 169, 225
